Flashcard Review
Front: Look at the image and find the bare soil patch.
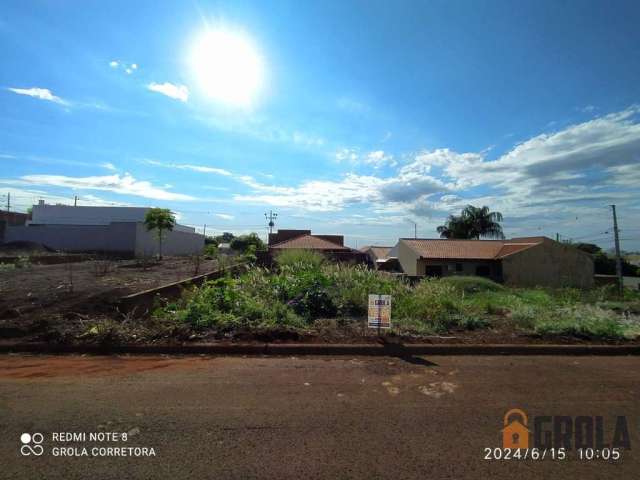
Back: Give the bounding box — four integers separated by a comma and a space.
0, 256, 217, 338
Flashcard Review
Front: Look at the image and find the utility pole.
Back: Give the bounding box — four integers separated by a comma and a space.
264, 210, 278, 234
74, 195, 78, 207
610, 205, 623, 296
6, 192, 9, 212
203, 224, 207, 237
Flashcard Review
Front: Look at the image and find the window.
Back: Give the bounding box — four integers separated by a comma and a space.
476, 265, 491, 277
425, 265, 443, 277
456, 263, 463, 272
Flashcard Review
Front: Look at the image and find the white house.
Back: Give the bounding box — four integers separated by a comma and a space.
5, 201, 204, 257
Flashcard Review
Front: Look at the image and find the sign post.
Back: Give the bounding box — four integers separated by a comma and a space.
368, 294, 391, 336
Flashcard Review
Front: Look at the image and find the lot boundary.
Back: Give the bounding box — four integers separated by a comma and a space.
0, 342, 638, 356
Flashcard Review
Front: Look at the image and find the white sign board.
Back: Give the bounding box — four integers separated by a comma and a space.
368, 294, 391, 329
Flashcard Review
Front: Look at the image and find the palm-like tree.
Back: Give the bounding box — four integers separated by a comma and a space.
436, 214, 468, 239
437, 205, 504, 239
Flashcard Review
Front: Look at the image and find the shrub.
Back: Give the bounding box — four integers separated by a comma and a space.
393, 279, 461, 328
276, 249, 326, 270
204, 244, 218, 257
441, 275, 504, 293
533, 306, 626, 339
326, 264, 407, 315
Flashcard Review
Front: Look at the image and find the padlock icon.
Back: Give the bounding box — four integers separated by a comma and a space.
501, 408, 530, 449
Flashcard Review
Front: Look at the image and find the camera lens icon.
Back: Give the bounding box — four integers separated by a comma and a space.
20, 432, 44, 456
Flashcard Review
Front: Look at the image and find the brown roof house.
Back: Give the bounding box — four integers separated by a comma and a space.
264, 229, 368, 265
359, 245, 400, 271
394, 236, 594, 288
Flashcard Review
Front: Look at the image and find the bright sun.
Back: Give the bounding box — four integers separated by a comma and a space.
189, 28, 264, 107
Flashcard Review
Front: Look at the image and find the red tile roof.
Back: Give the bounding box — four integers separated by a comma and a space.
270, 234, 349, 250
367, 246, 393, 260
401, 238, 543, 260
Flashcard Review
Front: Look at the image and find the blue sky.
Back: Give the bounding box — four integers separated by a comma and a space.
1, 0, 639, 250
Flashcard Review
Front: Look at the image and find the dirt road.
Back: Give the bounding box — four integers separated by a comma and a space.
1, 354, 639, 479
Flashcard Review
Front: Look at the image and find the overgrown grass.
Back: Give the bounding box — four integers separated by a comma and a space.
155, 262, 640, 341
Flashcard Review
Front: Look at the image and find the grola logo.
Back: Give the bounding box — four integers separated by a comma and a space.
502, 409, 632, 449
20, 433, 44, 456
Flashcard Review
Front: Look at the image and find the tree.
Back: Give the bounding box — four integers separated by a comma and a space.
230, 233, 266, 253
573, 242, 639, 276
437, 205, 504, 239
144, 208, 176, 260
574, 242, 602, 255
436, 214, 469, 239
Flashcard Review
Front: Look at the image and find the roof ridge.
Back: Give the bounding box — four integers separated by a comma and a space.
269, 232, 313, 248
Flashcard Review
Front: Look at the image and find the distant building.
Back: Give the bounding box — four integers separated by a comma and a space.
3, 202, 204, 257
263, 229, 368, 264
0, 209, 29, 243
359, 245, 400, 271
392, 236, 594, 288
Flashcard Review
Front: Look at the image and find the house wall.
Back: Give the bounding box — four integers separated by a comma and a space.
502, 240, 594, 288
0, 210, 29, 243
416, 258, 501, 279
4, 222, 137, 254
5, 222, 204, 257
135, 223, 204, 257
397, 240, 420, 275
30, 204, 150, 226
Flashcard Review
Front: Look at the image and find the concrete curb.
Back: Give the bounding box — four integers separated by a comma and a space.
117, 263, 248, 317
0, 342, 638, 356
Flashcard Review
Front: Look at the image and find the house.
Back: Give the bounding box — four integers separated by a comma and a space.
359, 245, 400, 271
394, 236, 594, 288
0, 209, 29, 243
3, 202, 204, 257
263, 229, 368, 264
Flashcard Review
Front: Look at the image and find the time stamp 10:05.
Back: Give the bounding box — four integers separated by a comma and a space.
484, 448, 623, 461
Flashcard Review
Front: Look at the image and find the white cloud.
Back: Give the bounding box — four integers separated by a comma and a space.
20, 173, 194, 201
234, 107, 640, 224
0, 184, 131, 210
7, 87, 68, 105
364, 150, 395, 168
335, 148, 359, 163
142, 159, 232, 176
109, 60, 119, 68
101, 162, 117, 171
147, 82, 189, 102
215, 213, 234, 220
335, 148, 395, 168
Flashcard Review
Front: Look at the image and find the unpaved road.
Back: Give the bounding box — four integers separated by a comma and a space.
0, 354, 639, 479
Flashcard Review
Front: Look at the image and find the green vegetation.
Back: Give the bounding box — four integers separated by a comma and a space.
437, 205, 504, 239
203, 243, 218, 258
573, 242, 639, 276
143, 208, 176, 260
156, 254, 640, 341
230, 233, 266, 253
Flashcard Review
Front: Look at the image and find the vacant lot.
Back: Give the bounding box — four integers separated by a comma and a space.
1, 249, 639, 345
0, 256, 217, 339
154, 250, 640, 345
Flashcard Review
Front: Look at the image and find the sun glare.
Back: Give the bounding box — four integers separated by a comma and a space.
189, 28, 264, 107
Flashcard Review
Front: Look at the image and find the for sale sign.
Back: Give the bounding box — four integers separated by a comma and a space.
368, 294, 391, 329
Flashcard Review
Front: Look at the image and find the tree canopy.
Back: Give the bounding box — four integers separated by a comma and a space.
144, 208, 176, 259
230, 233, 266, 253
437, 205, 504, 240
